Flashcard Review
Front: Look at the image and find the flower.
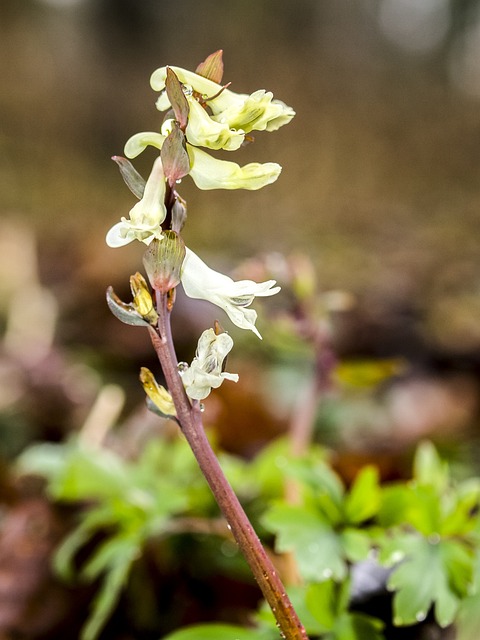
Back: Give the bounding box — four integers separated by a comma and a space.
150, 66, 295, 134
181, 328, 239, 400
124, 131, 281, 191
181, 248, 280, 339
106, 156, 167, 247
185, 97, 245, 151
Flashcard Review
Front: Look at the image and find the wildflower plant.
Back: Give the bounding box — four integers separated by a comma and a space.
105, 51, 307, 639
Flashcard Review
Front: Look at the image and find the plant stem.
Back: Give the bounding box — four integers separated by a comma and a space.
149, 290, 309, 640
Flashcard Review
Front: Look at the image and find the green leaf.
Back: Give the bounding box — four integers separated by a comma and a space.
49, 446, 129, 502
17, 442, 67, 480
413, 441, 449, 490
333, 611, 385, 640
442, 479, 480, 536
379, 484, 441, 535
457, 592, 480, 640
382, 534, 473, 627
162, 623, 268, 640
344, 466, 381, 524
285, 458, 345, 524
341, 529, 372, 563
262, 504, 347, 581
53, 510, 112, 580
305, 581, 336, 629
80, 538, 139, 640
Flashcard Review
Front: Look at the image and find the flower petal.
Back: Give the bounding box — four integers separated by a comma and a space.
124, 132, 166, 159
187, 146, 281, 190
212, 89, 295, 133
181, 248, 280, 338
181, 328, 239, 400
186, 97, 245, 151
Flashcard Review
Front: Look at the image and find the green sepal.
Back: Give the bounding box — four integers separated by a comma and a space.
106, 286, 150, 327
111, 156, 145, 199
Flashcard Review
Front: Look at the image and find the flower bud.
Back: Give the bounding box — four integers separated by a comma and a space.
171, 196, 187, 233
139, 367, 176, 417
129, 272, 158, 324
195, 49, 224, 84
143, 232, 186, 293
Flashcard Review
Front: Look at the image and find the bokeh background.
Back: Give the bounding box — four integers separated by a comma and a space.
4, 0, 480, 345
2, 0, 480, 637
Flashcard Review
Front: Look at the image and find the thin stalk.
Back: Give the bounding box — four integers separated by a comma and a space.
149, 290, 309, 640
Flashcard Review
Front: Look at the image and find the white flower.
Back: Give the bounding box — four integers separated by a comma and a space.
150, 66, 295, 134
182, 328, 239, 400
181, 248, 280, 339
124, 132, 281, 191
106, 156, 167, 247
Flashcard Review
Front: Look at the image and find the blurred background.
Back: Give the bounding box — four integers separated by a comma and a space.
2, 0, 480, 637
2, 0, 480, 444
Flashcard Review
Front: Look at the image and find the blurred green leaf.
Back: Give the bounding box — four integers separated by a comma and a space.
80, 537, 139, 640
262, 504, 347, 581
379, 533, 473, 627
344, 466, 381, 524
413, 441, 449, 491
162, 623, 272, 640
456, 551, 480, 640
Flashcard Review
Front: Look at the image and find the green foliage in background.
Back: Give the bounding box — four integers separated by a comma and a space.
18, 437, 480, 640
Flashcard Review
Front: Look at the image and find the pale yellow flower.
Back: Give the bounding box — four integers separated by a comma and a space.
106, 156, 166, 247
124, 132, 281, 191
150, 66, 295, 134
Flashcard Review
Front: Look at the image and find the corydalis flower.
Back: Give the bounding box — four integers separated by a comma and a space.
181, 248, 280, 339
106, 156, 166, 247
124, 131, 281, 191
151, 66, 295, 136
182, 328, 239, 400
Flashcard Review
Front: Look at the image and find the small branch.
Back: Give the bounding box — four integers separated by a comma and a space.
150, 290, 309, 640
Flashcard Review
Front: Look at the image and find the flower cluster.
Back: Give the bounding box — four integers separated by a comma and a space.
106, 51, 294, 400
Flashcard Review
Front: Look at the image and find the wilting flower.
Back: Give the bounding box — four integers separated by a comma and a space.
181, 248, 280, 339
182, 328, 239, 400
106, 156, 167, 247
150, 66, 295, 135
124, 131, 281, 191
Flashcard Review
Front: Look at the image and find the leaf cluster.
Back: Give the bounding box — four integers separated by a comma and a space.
17, 438, 480, 640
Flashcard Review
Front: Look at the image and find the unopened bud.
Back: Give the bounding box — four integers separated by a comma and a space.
143, 232, 186, 293
139, 367, 176, 417
129, 272, 158, 324
172, 196, 187, 233
195, 49, 224, 84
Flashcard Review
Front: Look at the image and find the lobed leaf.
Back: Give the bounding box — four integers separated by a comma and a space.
262, 504, 347, 581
